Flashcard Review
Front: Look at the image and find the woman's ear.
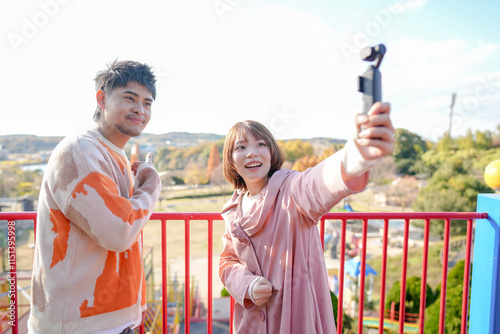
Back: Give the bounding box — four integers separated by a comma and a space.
96, 89, 106, 109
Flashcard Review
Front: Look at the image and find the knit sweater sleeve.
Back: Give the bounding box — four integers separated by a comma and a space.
50, 134, 161, 253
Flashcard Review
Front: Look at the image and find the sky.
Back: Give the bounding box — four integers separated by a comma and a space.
1, 0, 499, 141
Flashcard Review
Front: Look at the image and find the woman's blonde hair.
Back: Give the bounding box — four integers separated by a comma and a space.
223, 120, 285, 191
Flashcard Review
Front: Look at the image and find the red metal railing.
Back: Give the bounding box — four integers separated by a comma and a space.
0, 211, 487, 334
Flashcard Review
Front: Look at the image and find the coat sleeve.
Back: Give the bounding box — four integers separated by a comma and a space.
51, 139, 161, 253
219, 227, 259, 309
289, 145, 368, 225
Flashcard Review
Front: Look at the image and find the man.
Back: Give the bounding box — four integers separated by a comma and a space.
29, 60, 161, 333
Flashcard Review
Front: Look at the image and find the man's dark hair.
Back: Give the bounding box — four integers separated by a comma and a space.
93, 60, 157, 121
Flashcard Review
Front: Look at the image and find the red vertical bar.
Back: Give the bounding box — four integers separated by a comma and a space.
207, 219, 213, 334
398, 219, 410, 334
161, 219, 167, 334
461, 219, 473, 334
320, 217, 326, 250
378, 219, 389, 334
418, 219, 430, 334
438, 219, 451, 334
185, 219, 191, 334
357, 219, 368, 334
230, 296, 235, 334
8, 220, 18, 334
336, 219, 347, 334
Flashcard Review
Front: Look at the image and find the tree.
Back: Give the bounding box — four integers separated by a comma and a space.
475, 129, 492, 149
412, 158, 492, 237
206, 144, 221, 179
291, 154, 321, 172
392, 129, 428, 175
385, 276, 436, 316
456, 129, 475, 150
368, 156, 396, 185
436, 133, 454, 152
424, 260, 469, 334
209, 164, 229, 195
387, 175, 419, 210
184, 162, 209, 186
278, 139, 314, 162
331, 291, 354, 333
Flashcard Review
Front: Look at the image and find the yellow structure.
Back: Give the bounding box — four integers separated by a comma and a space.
484, 159, 500, 191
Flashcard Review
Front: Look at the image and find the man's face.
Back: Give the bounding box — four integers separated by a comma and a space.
96, 81, 153, 148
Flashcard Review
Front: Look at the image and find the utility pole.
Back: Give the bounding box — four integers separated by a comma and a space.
448, 93, 457, 137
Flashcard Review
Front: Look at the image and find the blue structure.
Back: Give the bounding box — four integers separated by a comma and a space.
345, 257, 377, 277
470, 194, 500, 333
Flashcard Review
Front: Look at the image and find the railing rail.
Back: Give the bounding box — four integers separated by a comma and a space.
0, 210, 490, 334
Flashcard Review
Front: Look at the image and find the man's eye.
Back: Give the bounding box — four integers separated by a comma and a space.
126, 96, 134, 101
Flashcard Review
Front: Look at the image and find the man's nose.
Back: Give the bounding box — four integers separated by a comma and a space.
133, 103, 146, 115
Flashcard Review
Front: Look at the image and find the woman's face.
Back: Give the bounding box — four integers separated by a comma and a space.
232, 131, 271, 196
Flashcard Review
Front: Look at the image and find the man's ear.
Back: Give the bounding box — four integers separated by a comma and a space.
96, 89, 106, 109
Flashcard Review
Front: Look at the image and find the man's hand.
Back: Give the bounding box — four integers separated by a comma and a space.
246, 277, 273, 306
354, 102, 395, 160
131, 152, 154, 176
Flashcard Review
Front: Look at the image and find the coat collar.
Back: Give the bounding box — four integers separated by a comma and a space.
221, 169, 295, 238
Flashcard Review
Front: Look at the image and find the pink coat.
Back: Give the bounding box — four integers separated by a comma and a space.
219, 153, 368, 333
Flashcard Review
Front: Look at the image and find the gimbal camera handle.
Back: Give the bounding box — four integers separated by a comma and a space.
358, 44, 386, 114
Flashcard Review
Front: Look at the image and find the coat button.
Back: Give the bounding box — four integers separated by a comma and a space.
260, 310, 265, 321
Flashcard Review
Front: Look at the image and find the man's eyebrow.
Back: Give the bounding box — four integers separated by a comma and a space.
124, 90, 154, 102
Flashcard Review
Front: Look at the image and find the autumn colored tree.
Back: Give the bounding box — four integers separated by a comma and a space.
129, 143, 141, 165
291, 155, 320, 172
278, 139, 314, 162
184, 162, 209, 186
387, 175, 419, 210
206, 144, 221, 179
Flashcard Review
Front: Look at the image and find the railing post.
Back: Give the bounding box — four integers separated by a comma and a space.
470, 194, 500, 333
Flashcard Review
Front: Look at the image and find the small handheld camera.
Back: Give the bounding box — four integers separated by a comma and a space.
358, 44, 386, 114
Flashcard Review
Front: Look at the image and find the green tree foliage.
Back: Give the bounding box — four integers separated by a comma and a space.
424, 260, 469, 334
385, 276, 436, 316
0, 163, 43, 198
392, 129, 428, 175
331, 291, 354, 333
413, 147, 494, 237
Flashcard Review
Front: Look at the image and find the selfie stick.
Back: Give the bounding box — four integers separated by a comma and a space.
358, 44, 386, 114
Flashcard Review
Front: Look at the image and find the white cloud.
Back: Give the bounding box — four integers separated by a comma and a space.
1, 1, 498, 143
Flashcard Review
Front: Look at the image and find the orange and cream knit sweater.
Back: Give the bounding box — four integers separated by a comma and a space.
29, 129, 161, 333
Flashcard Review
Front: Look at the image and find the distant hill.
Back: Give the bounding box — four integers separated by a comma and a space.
129, 132, 225, 148
0, 135, 64, 154
0, 132, 346, 155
